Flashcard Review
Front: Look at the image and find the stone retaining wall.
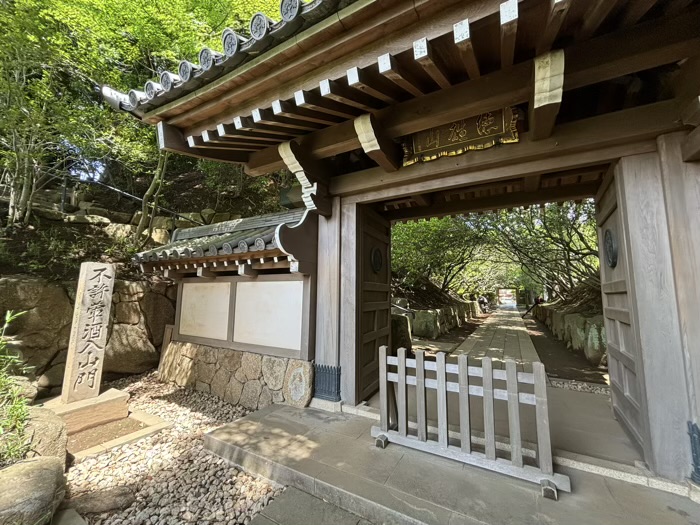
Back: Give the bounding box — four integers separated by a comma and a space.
158, 340, 314, 410
410, 301, 480, 339
533, 304, 607, 366
0, 275, 176, 397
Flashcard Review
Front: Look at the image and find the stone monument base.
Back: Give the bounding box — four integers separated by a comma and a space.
44, 388, 129, 435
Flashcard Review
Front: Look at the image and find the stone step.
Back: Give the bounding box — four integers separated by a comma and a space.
250, 487, 371, 525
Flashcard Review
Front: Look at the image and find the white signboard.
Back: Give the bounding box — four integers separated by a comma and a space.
179, 282, 231, 340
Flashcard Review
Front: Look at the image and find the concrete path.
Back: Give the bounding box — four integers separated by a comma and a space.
206, 405, 700, 525
250, 487, 372, 525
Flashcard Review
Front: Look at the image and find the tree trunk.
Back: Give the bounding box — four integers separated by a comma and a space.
135, 152, 169, 247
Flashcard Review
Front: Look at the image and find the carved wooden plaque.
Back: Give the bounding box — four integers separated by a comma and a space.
61, 262, 115, 403
402, 107, 519, 166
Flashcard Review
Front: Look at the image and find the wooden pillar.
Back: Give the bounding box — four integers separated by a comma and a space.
339, 201, 359, 404
314, 197, 342, 401
658, 132, 700, 427
617, 152, 692, 481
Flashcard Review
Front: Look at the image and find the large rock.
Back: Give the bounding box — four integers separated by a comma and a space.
210, 367, 231, 399
139, 292, 175, 347
104, 324, 159, 374
201, 208, 216, 224
62, 486, 135, 515
0, 276, 73, 373
25, 407, 68, 468
104, 223, 134, 241
0, 456, 66, 525
391, 314, 412, 352
412, 310, 440, 340
224, 378, 244, 405
564, 313, 587, 352
11, 376, 38, 403
262, 356, 287, 391
283, 361, 313, 408
115, 301, 141, 325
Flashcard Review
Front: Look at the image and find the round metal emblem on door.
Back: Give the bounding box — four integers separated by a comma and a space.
370, 247, 383, 273
604, 229, 618, 268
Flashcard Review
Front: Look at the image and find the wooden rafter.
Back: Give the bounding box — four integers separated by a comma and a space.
537, 0, 571, 54
346, 66, 405, 104
530, 50, 565, 140
319, 78, 384, 112
413, 37, 451, 89
216, 123, 284, 143
453, 19, 480, 80
578, 0, 624, 40
233, 115, 296, 137
619, 0, 662, 28
271, 99, 342, 126
157, 122, 247, 163
252, 107, 322, 132
378, 53, 425, 97
500, 0, 518, 69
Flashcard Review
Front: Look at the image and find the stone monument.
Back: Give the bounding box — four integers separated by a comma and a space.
61, 262, 115, 403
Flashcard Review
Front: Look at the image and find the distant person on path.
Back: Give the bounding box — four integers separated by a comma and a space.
478, 295, 488, 313
522, 296, 544, 319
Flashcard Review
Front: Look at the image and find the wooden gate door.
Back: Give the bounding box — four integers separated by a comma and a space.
596, 174, 650, 454
356, 205, 392, 401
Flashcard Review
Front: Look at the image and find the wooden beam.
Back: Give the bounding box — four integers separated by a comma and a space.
233, 116, 296, 137
619, 0, 661, 28
272, 99, 343, 126
386, 182, 601, 221
500, 0, 518, 69
378, 53, 426, 97
295, 89, 361, 119
578, 0, 623, 40
157, 122, 248, 164
278, 140, 332, 216
523, 174, 542, 192
354, 113, 402, 172
200, 130, 266, 149
197, 267, 216, 278
682, 96, 700, 127
332, 100, 683, 199
319, 79, 384, 112
530, 50, 565, 141
346, 66, 404, 104
413, 38, 451, 89
246, 9, 700, 175
682, 126, 700, 162
537, 0, 571, 54
453, 19, 480, 80
237, 264, 258, 278
186, 135, 258, 152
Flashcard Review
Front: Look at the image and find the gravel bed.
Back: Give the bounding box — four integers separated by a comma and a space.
549, 377, 610, 395
67, 372, 283, 525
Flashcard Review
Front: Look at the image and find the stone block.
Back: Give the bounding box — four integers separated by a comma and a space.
392, 297, 409, 309
240, 380, 262, 410
150, 228, 170, 245
201, 208, 216, 223
104, 223, 134, 241
210, 367, 231, 399
258, 386, 273, 409
195, 381, 210, 393
175, 212, 203, 228
412, 310, 440, 339
45, 388, 128, 435
241, 352, 262, 380
151, 216, 175, 230
64, 214, 110, 225
195, 361, 218, 384
0, 457, 66, 525
283, 361, 313, 408
564, 313, 587, 352
262, 356, 287, 391
219, 349, 243, 372
12, 376, 38, 403
391, 314, 412, 352
107, 211, 133, 225
224, 378, 244, 405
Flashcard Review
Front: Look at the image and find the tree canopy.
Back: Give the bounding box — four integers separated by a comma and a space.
391, 200, 600, 303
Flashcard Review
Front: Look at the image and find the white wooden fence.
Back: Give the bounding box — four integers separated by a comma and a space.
371, 346, 571, 493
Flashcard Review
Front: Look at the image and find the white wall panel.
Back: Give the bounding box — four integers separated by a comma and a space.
179, 282, 231, 340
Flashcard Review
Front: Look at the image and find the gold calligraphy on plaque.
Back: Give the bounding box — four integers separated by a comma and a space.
402, 107, 519, 166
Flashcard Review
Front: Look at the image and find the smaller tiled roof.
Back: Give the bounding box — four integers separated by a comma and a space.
134, 208, 305, 263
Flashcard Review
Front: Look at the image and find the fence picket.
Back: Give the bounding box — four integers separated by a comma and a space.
482, 357, 496, 460
416, 350, 427, 441
506, 359, 523, 467
379, 345, 388, 432
398, 347, 407, 436
534, 362, 553, 474
458, 354, 471, 453
436, 352, 448, 448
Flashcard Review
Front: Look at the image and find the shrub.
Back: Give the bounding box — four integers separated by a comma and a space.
0, 310, 31, 468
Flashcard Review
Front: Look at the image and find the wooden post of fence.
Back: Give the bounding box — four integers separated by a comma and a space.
534, 362, 553, 475
379, 345, 389, 432
482, 357, 496, 460
436, 352, 448, 448
505, 359, 523, 467
397, 347, 408, 436
416, 350, 427, 441
458, 354, 471, 453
